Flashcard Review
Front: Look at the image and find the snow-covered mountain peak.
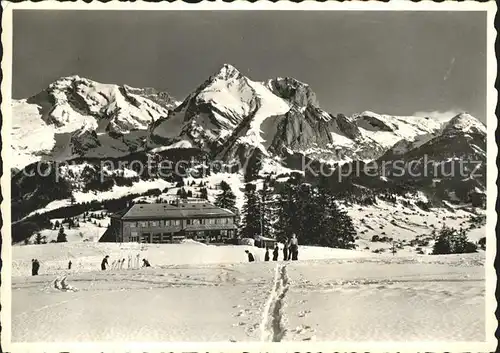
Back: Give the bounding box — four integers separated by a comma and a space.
442, 113, 486, 135
11, 76, 178, 170
212, 63, 243, 81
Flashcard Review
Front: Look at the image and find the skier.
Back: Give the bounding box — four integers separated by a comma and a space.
272, 244, 279, 261
142, 258, 151, 267
135, 253, 140, 268
245, 250, 255, 263
264, 247, 270, 262
120, 258, 126, 269
101, 255, 109, 271
290, 233, 299, 261
68, 260, 72, 270
127, 254, 132, 269
283, 239, 289, 261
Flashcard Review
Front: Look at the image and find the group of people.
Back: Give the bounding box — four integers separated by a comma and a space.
100, 254, 151, 271
246, 234, 300, 262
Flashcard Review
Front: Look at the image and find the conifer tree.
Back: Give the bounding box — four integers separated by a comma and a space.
259, 181, 275, 238
200, 187, 208, 200
56, 226, 67, 243
240, 183, 262, 239
274, 181, 356, 249
214, 181, 237, 211
275, 183, 295, 243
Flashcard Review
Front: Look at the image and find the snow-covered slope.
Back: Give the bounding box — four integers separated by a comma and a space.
354, 111, 442, 149
442, 112, 487, 136
11, 76, 177, 170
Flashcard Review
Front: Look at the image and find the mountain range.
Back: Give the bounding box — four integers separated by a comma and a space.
11, 64, 487, 225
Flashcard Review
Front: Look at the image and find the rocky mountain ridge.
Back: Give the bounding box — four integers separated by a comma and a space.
12, 76, 178, 170
11, 64, 487, 224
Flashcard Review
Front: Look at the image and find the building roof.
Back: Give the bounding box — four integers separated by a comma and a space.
120, 202, 235, 220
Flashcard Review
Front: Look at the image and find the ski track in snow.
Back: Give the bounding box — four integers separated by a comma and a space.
260, 264, 290, 342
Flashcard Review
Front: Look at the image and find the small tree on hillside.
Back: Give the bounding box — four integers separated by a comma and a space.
432, 226, 477, 254
214, 181, 237, 211
56, 226, 67, 243
54, 220, 60, 229
478, 236, 486, 250
35, 232, 43, 245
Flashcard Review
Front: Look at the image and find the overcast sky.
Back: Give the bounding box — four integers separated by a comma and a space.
13, 10, 487, 122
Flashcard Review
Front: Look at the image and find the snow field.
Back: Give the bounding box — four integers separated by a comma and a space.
10, 245, 485, 342
283, 257, 484, 341
11, 242, 370, 278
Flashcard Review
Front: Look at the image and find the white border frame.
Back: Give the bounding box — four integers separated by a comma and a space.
1, 1, 497, 352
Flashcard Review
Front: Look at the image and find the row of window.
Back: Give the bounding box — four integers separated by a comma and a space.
129, 230, 232, 243
187, 218, 233, 225
130, 232, 178, 243
127, 218, 233, 228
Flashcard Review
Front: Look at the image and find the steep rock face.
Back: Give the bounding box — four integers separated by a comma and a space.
11, 76, 177, 169
69, 126, 101, 154
266, 77, 319, 108
268, 106, 334, 154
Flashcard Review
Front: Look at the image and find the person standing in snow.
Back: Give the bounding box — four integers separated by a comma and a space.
272, 244, 279, 261
127, 254, 132, 269
283, 239, 289, 261
264, 247, 270, 261
245, 250, 255, 262
101, 255, 109, 271
68, 260, 72, 270
290, 233, 299, 261
31, 259, 40, 276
